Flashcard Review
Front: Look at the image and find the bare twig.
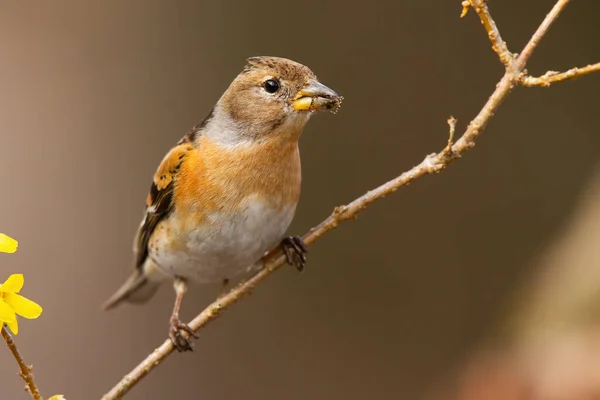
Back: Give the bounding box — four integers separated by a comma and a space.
2, 325, 43, 400
467, 0, 599, 87
520, 63, 600, 87
513, 0, 571, 71
446, 117, 457, 153
461, 0, 515, 66
101, 1, 599, 398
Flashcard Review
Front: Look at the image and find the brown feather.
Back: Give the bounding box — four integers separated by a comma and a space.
134, 143, 194, 269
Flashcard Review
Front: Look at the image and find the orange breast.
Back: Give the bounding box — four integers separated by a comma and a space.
147, 134, 302, 269
174, 135, 302, 216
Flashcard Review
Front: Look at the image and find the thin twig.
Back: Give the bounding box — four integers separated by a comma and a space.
513, 0, 571, 71
102, 1, 599, 398
446, 117, 457, 152
461, 0, 515, 66
520, 63, 600, 87
2, 325, 43, 400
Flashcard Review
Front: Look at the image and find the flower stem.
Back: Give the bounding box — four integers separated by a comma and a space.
1, 325, 43, 400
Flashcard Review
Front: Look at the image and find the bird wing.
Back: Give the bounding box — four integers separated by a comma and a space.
133, 142, 195, 270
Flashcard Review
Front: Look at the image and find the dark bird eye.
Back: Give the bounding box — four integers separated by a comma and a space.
263, 79, 280, 93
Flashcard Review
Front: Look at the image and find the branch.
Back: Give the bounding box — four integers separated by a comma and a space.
514, 0, 571, 71
2, 325, 43, 400
461, 0, 515, 66
465, 0, 599, 89
102, 0, 599, 398
520, 63, 600, 87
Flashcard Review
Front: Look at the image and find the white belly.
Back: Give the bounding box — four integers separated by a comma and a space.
153, 196, 297, 282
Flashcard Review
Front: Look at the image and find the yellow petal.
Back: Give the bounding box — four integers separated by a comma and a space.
0, 299, 16, 323
6, 318, 18, 335
0, 233, 18, 253
0, 274, 24, 294
4, 293, 42, 319
49, 396, 66, 400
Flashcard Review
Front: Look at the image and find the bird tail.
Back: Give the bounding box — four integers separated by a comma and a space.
102, 267, 162, 311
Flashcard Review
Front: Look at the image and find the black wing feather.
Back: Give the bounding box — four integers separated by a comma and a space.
134, 180, 175, 269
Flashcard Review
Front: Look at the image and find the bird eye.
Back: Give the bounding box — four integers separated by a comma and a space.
263, 79, 280, 94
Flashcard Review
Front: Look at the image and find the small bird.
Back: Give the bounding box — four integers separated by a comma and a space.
103, 56, 342, 351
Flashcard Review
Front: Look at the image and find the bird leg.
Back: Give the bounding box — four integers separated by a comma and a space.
169, 277, 199, 352
281, 235, 308, 272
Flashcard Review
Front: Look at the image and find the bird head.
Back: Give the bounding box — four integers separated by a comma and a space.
206, 56, 342, 146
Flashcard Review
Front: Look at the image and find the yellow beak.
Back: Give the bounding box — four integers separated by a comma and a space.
292, 79, 342, 112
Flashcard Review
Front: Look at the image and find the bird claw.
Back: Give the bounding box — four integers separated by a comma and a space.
169, 319, 199, 352
281, 236, 308, 272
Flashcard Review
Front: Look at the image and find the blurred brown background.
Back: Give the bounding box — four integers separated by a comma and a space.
1, 1, 599, 399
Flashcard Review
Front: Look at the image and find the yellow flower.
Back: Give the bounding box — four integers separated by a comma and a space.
0, 274, 42, 334
49, 396, 66, 400
0, 233, 18, 253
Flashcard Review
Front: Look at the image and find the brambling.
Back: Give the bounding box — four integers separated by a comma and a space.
103, 56, 342, 351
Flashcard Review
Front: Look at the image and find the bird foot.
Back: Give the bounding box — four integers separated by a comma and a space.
169, 318, 199, 352
281, 235, 308, 272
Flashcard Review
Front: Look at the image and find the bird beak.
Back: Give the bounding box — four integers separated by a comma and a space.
292, 79, 343, 112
